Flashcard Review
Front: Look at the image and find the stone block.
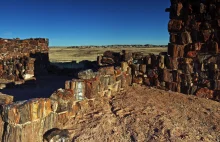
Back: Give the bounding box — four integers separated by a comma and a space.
180, 32, 192, 45
98, 66, 114, 75
50, 89, 75, 113
163, 69, 173, 83
168, 19, 183, 32
165, 82, 181, 92
2, 98, 52, 124
132, 52, 144, 60
122, 50, 132, 62
101, 57, 115, 65
73, 80, 86, 101
139, 64, 147, 73
109, 74, 116, 85
0, 92, 13, 105
85, 78, 99, 99
168, 43, 185, 58
158, 55, 165, 69
65, 80, 71, 89
121, 62, 129, 72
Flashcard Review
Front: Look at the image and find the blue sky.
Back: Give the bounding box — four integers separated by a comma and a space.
0, 0, 170, 46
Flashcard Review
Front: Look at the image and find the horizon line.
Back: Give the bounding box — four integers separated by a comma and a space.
49, 44, 168, 47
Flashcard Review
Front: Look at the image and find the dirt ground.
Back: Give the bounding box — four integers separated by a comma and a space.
65, 85, 220, 142
49, 47, 167, 62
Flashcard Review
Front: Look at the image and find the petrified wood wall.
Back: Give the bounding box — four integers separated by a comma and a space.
0, 38, 49, 81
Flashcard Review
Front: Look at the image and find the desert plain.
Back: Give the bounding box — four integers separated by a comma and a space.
49, 47, 167, 62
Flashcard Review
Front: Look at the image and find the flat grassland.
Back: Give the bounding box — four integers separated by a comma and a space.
49, 47, 167, 62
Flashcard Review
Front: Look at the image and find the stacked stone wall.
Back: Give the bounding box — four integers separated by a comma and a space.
0, 38, 49, 82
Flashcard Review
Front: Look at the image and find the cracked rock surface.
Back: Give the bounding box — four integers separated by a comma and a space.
64, 85, 220, 142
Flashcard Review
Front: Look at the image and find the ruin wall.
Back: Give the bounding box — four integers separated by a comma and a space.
0, 63, 131, 141
0, 38, 49, 82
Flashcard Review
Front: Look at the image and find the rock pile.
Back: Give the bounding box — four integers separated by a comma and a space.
97, 45, 220, 101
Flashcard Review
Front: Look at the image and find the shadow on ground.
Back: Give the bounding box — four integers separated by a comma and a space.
0, 60, 98, 101
1, 75, 74, 101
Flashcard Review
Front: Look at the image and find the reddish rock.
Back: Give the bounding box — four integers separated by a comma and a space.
170, 33, 178, 43
122, 50, 132, 62
102, 51, 121, 63
196, 88, 214, 99
147, 69, 157, 78
163, 69, 173, 83
144, 55, 151, 65
132, 52, 144, 60
165, 57, 179, 70
85, 78, 99, 99
101, 57, 115, 64
176, 2, 183, 16
139, 64, 147, 73
109, 74, 116, 85
168, 19, 183, 32
50, 89, 75, 113
180, 32, 192, 45
168, 43, 185, 58
114, 67, 122, 76
166, 82, 181, 92
98, 66, 114, 75
143, 77, 151, 86
187, 51, 197, 58
2, 98, 52, 124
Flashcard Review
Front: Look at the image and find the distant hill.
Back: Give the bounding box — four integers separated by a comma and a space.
49, 44, 168, 48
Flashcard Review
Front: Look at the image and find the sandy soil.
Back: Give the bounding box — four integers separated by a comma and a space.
49, 47, 167, 62
64, 85, 220, 142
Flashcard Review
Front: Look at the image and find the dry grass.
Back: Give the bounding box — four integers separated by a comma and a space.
49, 47, 167, 62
